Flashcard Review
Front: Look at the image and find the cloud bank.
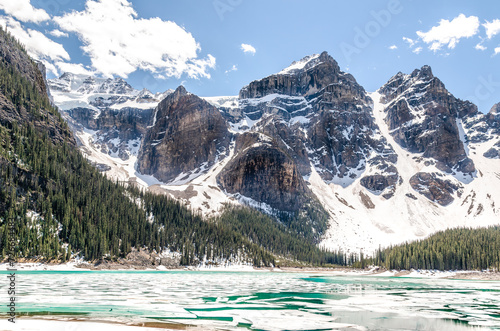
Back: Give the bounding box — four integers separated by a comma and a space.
54, 0, 215, 79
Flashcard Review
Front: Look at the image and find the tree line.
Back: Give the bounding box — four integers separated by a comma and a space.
361, 226, 500, 271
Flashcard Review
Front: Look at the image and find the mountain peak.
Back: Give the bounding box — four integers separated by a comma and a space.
490, 102, 500, 115
158, 85, 191, 107
278, 51, 337, 75
411, 65, 434, 80
59, 72, 75, 80
278, 54, 320, 75
173, 85, 188, 96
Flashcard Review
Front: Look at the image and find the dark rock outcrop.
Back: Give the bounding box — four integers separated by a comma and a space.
459, 102, 498, 144
359, 155, 400, 198
254, 115, 311, 176
308, 101, 397, 183
483, 140, 500, 159
360, 172, 398, 196
69, 107, 152, 138
409, 172, 462, 206
217, 132, 310, 213
138, 86, 231, 182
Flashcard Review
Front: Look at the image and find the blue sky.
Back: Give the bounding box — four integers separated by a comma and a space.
1, 0, 499, 113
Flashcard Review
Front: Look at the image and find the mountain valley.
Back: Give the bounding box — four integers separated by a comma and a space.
48, 51, 500, 254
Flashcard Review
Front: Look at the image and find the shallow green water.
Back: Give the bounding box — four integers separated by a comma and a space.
0, 270, 499, 330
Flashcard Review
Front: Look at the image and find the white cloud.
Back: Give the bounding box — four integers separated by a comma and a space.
416, 14, 480, 51
412, 47, 423, 54
49, 29, 68, 38
475, 43, 487, 51
389, 45, 398, 50
0, 0, 49, 23
225, 64, 238, 74
54, 0, 215, 79
483, 19, 500, 39
0, 16, 70, 66
241, 43, 256, 55
56, 62, 94, 76
403, 37, 417, 47
494, 46, 500, 56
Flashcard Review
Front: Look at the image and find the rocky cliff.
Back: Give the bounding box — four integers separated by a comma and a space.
217, 132, 311, 213
0, 29, 73, 145
69, 107, 152, 160
47, 72, 172, 161
234, 52, 399, 195
137, 86, 231, 183
379, 66, 475, 174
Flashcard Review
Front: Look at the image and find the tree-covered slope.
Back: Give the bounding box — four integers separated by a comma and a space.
217, 206, 346, 266
369, 226, 500, 271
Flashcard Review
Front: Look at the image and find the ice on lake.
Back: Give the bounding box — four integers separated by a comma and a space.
0, 270, 499, 330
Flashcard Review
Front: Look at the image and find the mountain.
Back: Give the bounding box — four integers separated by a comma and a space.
3, 27, 343, 267
379, 66, 476, 174
48, 51, 500, 255
48, 72, 173, 164
138, 86, 231, 183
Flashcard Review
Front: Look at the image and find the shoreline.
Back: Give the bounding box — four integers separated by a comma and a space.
0, 316, 189, 331
1, 262, 500, 280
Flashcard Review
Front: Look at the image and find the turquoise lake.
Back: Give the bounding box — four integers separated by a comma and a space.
0, 270, 499, 330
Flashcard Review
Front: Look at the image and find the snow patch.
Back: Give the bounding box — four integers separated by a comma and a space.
278, 54, 321, 74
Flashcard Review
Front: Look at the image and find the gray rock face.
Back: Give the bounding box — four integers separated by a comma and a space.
360, 163, 399, 199
69, 107, 152, 138
379, 66, 475, 174
487, 103, 500, 134
69, 107, 152, 160
257, 116, 311, 176
307, 98, 397, 184
47, 72, 174, 161
459, 102, 498, 144
138, 86, 231, 183
239, 51, 341, 99
217, 133, 310, 213
410, 172, 462, 206
233, 51, 399, 190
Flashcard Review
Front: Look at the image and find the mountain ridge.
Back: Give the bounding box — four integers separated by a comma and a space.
47, 51, 500, 254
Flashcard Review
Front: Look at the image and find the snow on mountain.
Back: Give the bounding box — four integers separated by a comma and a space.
77, 127, 163, 187
202, 96, 239, 109
48, 73, 173, 111
318, 92, 500, 254
48, 56, 500, 256
48, 72, 173, 164
278, 53, 321, 75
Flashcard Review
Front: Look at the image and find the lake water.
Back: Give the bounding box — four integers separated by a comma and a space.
0, 270, 499, 330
